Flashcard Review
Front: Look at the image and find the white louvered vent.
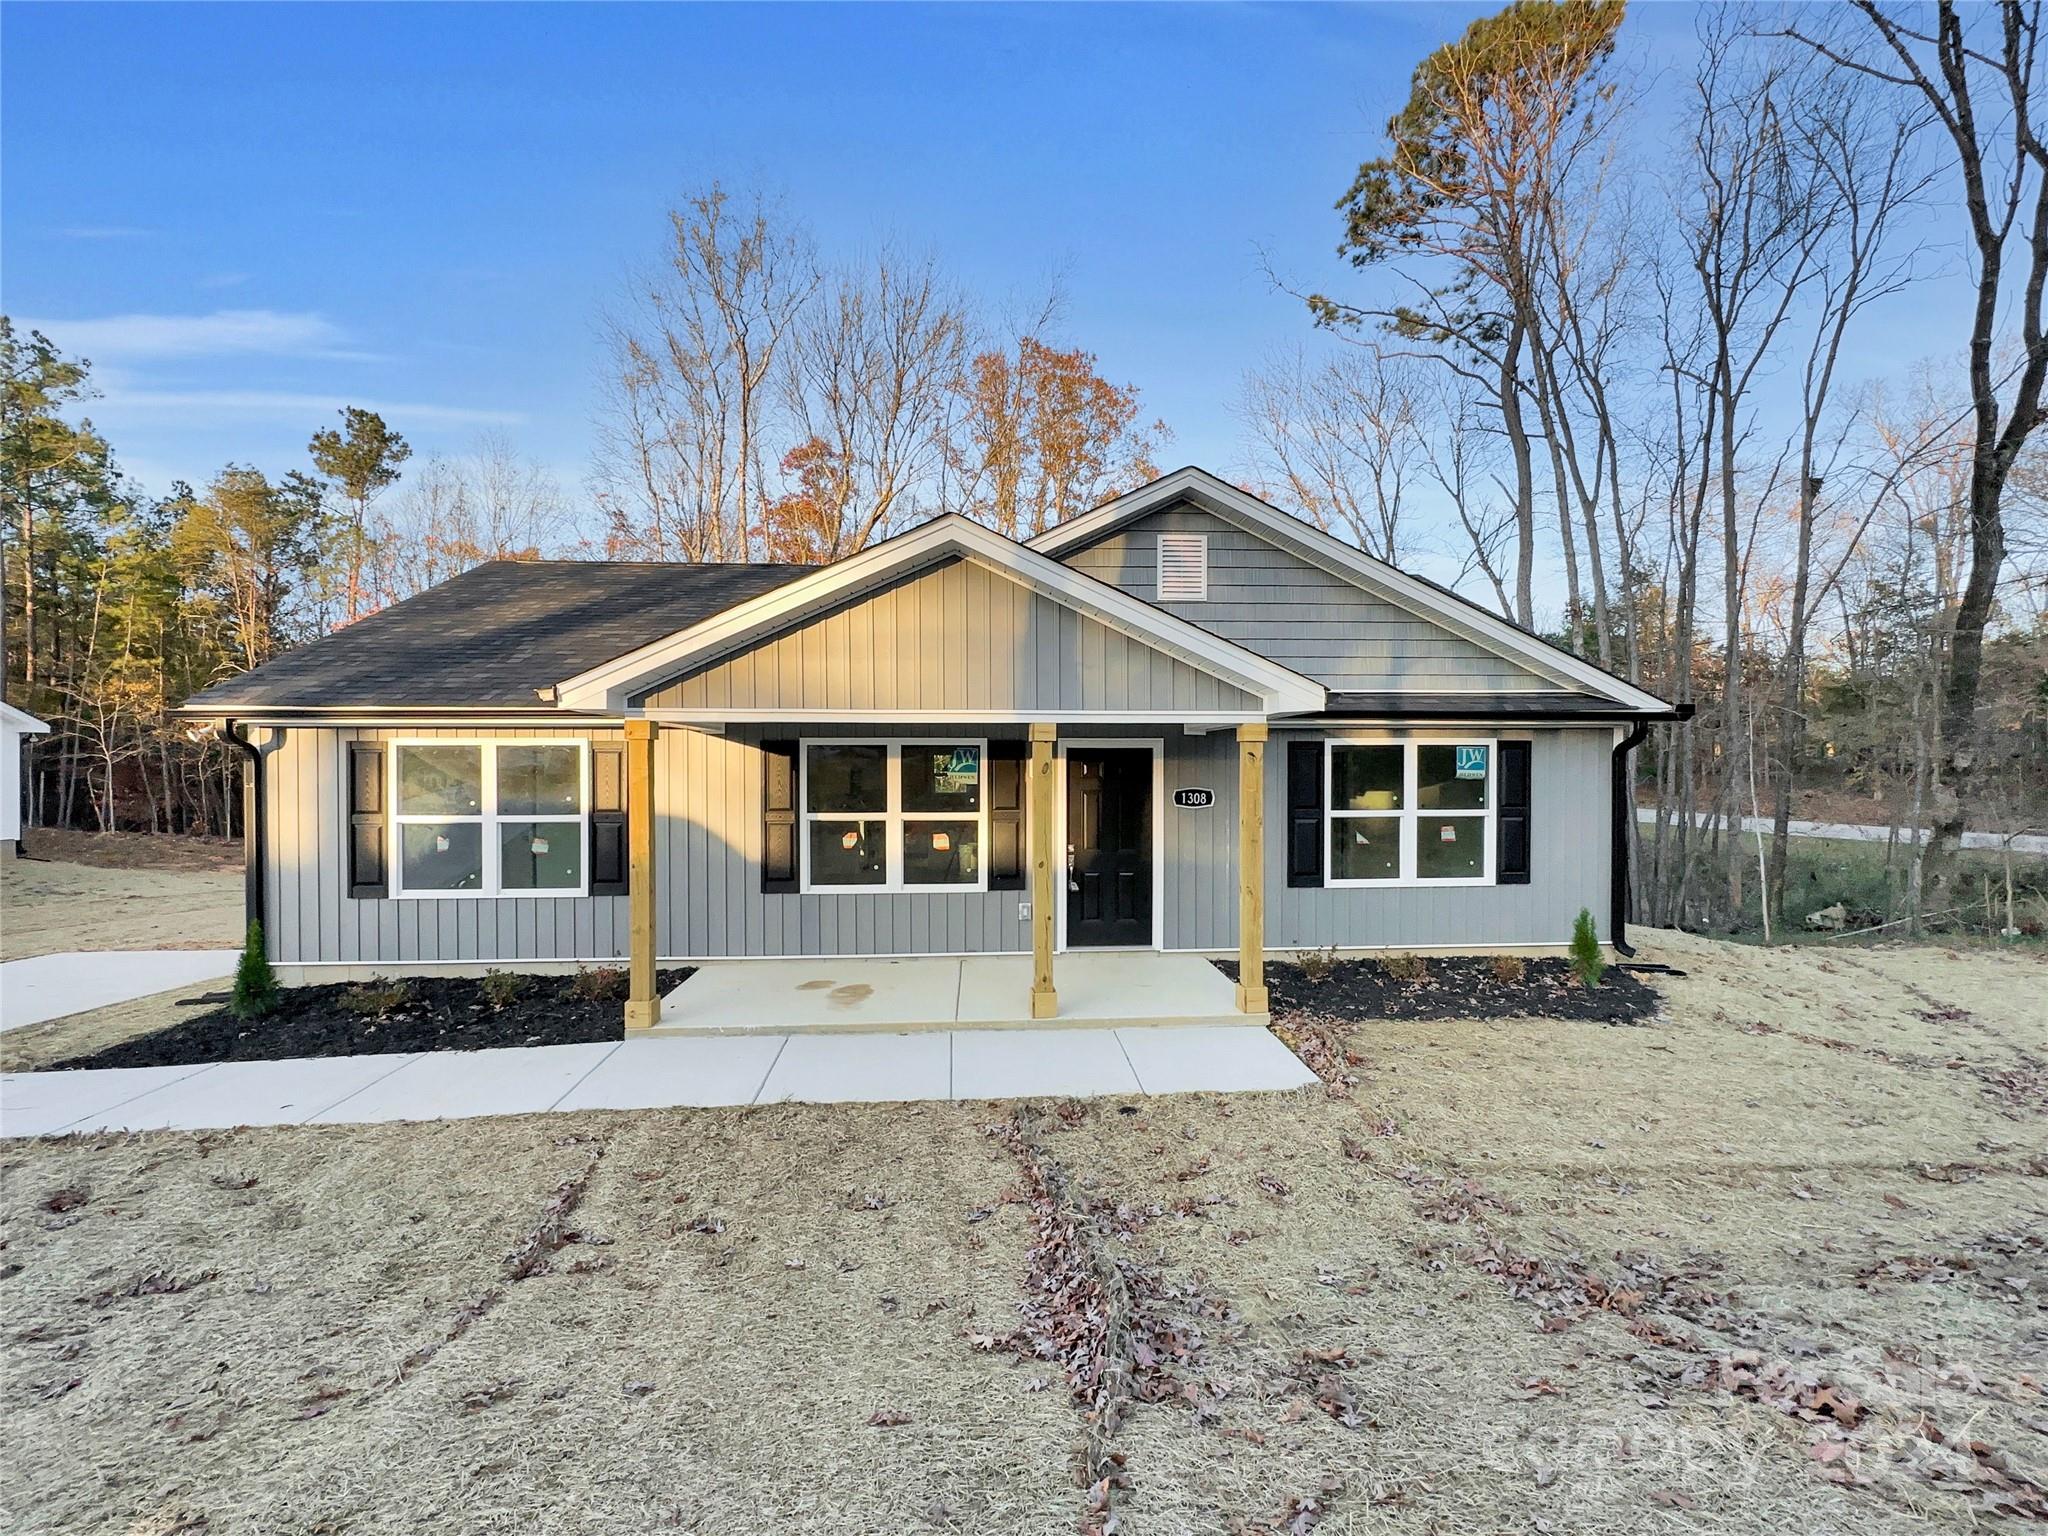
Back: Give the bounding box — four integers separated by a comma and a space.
1156, 532, 1209, 601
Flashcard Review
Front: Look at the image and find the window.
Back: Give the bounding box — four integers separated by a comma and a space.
391, 740, 588, 897
802, 739, 986, 892
1326, 739, 1493, 886
1156, 532, 1208, 600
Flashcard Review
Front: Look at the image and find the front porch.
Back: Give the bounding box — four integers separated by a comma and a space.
648, 951, 1254, 1036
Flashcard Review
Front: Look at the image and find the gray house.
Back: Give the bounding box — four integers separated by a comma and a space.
176, 467, 1681, 1028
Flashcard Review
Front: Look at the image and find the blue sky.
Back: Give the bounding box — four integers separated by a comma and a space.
3, 1, 1969, 593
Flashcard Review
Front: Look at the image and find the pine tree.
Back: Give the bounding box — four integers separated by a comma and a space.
1569, 908, 1604, 990
231, 919, 280, 1020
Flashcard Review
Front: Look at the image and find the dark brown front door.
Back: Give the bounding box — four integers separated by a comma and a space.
1066, 748, 1153, 948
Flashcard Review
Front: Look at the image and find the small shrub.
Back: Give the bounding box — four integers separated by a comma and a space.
1569, 909, 1605, 989
339, 978, 413, 1017
230, 919, 280, 1021
1489, 953, 1526, 985
571, 966, 628, 1003
1294, 945, 1340, 984
1381, 952, 1428, 983
480, 969, 528, 1010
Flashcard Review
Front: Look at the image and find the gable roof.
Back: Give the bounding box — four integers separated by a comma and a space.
1032, 467, 1675, 716
176, 559, 810, 714
0, 701, 50, 734
555, 512, 1327, 717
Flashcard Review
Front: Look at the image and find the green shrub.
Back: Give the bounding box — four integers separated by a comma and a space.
571, 966, 628, 1002
1569, 909, 1605, 989
339, 978, 413, 1017
480, 969, 528, 1009
1381, 952, 1428, 983
230, 919, 280, 1021
1489, 953, 1526, 985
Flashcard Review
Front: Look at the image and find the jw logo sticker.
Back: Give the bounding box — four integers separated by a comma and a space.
1455, 746, 1489, 780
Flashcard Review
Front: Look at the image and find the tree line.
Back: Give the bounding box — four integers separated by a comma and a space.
3, 0, 2043, 944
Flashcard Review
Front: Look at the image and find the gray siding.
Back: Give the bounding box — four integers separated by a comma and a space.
264, 724, 632, 967
639, 557, 1259, 714
263, 722, 1612, 967
1061, 506, 1555, 692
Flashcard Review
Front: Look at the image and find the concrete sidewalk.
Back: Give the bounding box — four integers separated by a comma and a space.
0, 1026, 1317, 1138
1, 949, 239, 1033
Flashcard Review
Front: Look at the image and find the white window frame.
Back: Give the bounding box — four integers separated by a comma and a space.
1325, 737, 1496, 888
389, 738, 591, 900
799, 737, 990, 895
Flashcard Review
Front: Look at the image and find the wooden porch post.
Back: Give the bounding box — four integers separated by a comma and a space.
1235, 723, 1269, 1015
624, 719, 658, 1031
1029, 722, 1058, 1019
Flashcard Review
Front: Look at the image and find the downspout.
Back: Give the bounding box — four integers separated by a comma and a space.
218, 720, 265, 936
1610, 718, 1651, 958
1611, 704, 1693, 958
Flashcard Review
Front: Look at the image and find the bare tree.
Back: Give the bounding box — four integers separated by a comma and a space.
1237, 347, 1423, 563
1786, 0, 2048, 905
594, 185, 820, 561
370, 434, 573, 602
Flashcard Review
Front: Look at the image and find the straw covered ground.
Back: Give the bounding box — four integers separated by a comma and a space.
1, 844, 242, 961
2, 928, 2043, 1533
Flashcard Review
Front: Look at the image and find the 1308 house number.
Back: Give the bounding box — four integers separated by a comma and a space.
1173, 788, 1215, 809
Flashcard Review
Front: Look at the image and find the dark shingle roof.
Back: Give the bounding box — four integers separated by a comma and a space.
179, 560, 812, 712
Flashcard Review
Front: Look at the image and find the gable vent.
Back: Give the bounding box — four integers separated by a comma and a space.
1156, 532, 1209, 601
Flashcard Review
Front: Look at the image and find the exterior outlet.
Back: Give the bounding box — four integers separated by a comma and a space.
1018, 900, 1031, 921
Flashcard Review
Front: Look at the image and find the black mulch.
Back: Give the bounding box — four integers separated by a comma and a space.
47, 968, 696, 1071
1215, 956, 1660, 1024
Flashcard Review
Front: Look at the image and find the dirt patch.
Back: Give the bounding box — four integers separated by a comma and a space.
40, 969, 695, 1070
1, 854, 242, 960
16, 828, 242, 872
1219, 953, 1662, 1023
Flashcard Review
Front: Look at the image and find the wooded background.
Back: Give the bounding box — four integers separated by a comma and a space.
4, 0, 2043, 939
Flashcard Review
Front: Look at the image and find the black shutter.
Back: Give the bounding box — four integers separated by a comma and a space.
1497, 739, 1532, 885
1286, 739, 1324, 888
761, 739, 799, 894
986, 739, 1027, 891
347, 742, 387, 899
589, 743, 628, 896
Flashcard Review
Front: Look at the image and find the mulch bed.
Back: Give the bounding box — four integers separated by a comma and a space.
1215, 956, 1660, 1024
46, 969, 695, 1071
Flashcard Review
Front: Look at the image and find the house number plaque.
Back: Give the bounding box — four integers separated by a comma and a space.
1173, 788, 1215, 809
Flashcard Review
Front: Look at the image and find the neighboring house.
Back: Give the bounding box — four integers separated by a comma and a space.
1, 701, 51, 854
174, 467, 1683, 1023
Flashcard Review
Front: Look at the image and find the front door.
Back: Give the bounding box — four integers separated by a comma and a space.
1065, 748, 1154, 947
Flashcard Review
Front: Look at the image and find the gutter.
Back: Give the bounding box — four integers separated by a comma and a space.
218, 720, 265, 936
1610, 702, 1692, 956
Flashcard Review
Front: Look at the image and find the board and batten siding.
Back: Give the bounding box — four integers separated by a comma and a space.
261, 722, 1612, 967
1060, 505, 1556, 693
636, 557, 1259, 715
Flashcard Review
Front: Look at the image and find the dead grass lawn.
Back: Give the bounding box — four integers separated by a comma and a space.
1, 851, 243, 961
2, 929, 2043, 1534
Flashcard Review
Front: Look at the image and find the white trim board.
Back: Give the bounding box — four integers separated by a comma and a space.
1029, 467, 1672, 716
553, 514, 1326, 717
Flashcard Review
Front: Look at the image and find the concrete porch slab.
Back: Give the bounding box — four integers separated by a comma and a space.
658, 957, 964, 1034
651, 952, 1254, 1035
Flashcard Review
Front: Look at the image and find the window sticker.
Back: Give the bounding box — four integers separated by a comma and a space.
1455, 745, 1488, 779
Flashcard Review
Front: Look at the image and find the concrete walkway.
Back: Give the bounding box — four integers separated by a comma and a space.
0, 949, 239, 1033
1637, 808, 2047, 856
0, 1026, 1317, 1138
